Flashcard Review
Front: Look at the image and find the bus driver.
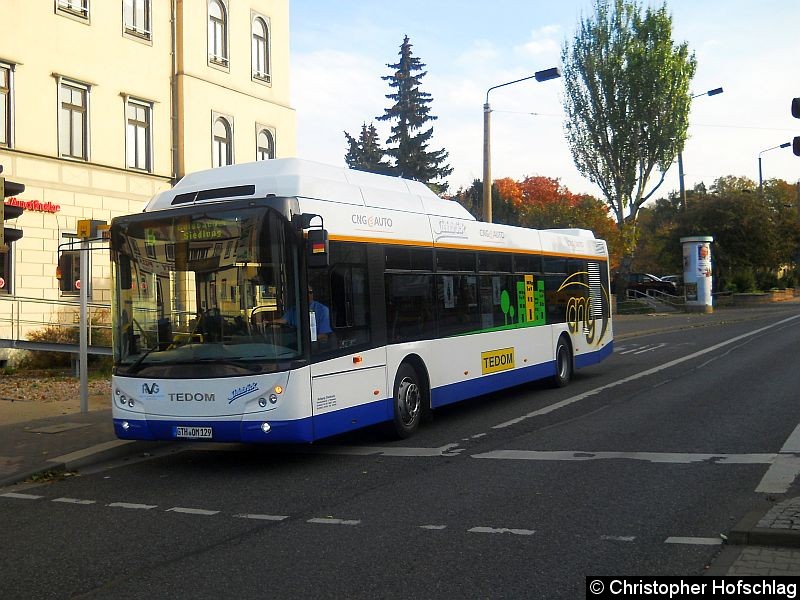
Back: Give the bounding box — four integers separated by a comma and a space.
278, 287, 333, 344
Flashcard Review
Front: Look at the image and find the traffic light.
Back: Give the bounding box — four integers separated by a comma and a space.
792, 98, 800, 156
0, 168, 25, 250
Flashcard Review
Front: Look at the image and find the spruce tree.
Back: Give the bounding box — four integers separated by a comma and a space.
377, 35, 452, 192
344, 123, 392, 175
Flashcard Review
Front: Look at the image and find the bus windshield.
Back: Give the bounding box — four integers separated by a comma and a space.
111, 205, 303, 375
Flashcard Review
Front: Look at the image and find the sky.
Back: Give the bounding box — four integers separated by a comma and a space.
290, 0, 799, 200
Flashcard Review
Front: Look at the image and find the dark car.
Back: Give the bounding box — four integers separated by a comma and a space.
612, 272, 678, 296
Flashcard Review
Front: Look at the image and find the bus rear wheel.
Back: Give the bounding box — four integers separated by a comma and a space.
390, 363, 423, 439
552, 337, 573, 388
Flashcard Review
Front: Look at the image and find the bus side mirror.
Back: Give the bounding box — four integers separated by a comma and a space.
307, 228, 329, 268
119, 255, 133, 290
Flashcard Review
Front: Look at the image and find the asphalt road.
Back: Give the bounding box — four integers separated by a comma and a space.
2, 307, 800, 599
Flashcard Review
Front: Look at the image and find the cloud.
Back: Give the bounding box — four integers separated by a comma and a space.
292, 49, 390, 165
515, 24, 563, 58
455, 39, 500, 68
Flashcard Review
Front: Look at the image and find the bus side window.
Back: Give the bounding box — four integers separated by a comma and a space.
311, 242, 372, 356
328, 264, 370, 350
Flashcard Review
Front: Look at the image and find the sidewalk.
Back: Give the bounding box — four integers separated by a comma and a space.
707, 498, 800, 575
0, 406, 159, 488
1, 304, 799, 576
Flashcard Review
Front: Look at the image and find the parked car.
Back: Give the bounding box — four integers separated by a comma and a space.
612, 272, 678, 296
660, 274, 683, 286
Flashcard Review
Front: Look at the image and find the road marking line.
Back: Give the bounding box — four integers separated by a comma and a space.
617, 346, 639, 354
52, 497, 95, 505
665, 537, 723, 545
0, 492, 43, 500
779, 422, 800, 454
108, 502, 157, 510
634, 343, 667, 354
755, 419, 800, 494
472, 450, 776, 464
755, 455, 800, 494
307, 517, 360, 526
493, 313, 800, 430
601, 535, 635, 542
233, 513, 289, 521
468, 526, 535, 536
420, 524, 448, 530
310, 444, 461, 457
167, 507, 219, 516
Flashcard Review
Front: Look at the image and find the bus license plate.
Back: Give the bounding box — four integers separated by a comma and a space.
174, 426, 212, 439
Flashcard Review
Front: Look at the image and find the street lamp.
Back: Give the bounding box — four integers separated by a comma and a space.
678, 87, 724, 209
482, 67, 561, 223
758, 142, 791, 191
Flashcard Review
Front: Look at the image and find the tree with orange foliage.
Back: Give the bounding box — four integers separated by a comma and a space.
452, 175, 623, 268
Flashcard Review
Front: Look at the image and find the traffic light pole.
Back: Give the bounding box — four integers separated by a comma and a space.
79, 238, 89, 413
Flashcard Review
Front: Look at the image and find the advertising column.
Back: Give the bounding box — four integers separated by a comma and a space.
681, 236, 713, 313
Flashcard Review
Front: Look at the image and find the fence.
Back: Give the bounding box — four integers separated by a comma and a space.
0, 295, 112, 355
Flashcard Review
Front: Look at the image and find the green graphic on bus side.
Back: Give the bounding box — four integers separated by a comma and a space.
483, 274, 546, 335
453, 271, 610, 344
516, 277, 545, 326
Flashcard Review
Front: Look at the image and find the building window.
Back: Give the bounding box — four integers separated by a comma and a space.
252, 16, 270, 83
126, 98, 152, 172
0, 63, 12, 148
56, 0, 89, 20
208, 0, 228, 67
59, 79, 89, 161
212, 114, 233, 167
256, 127, 274, 160
123, 0, 151, 39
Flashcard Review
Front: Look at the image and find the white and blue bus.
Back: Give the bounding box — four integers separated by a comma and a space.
110, 159, 613, 443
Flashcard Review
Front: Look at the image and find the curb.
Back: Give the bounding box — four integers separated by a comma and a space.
728, 505, 800, 548
0, 439, 167, 488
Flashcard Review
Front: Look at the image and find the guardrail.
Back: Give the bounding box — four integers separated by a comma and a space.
625, 288, 684, 310
0, 294, 112, 354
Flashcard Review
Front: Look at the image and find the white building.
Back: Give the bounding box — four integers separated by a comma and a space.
0, 0, 296, 347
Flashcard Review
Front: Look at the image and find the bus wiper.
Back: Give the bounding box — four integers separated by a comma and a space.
126, 343, 162, 374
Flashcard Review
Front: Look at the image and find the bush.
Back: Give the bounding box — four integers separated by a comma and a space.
755, 270, 780, 292
17, 309, 112, 372
780, 268, 798, 289
731, 268, 757, 293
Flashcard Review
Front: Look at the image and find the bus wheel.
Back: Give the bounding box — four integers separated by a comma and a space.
390, 363, 423, 439
552, 337, 573, 388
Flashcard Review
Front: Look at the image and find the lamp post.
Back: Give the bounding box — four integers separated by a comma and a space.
758, 142, 791, 191
482, 67, 561, 223
678, 87, 723, 210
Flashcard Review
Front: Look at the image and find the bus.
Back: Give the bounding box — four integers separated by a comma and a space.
110, 158, 613, 443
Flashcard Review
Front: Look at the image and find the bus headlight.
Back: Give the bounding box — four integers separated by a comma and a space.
269, 393, 278, 404
258, 397, 267, 408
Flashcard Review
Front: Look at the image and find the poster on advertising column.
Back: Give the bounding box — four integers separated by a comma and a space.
681, 236, 713, 312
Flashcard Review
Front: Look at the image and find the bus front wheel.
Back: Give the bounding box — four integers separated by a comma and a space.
552, 337, 573, 388
390, 363, 423, 439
